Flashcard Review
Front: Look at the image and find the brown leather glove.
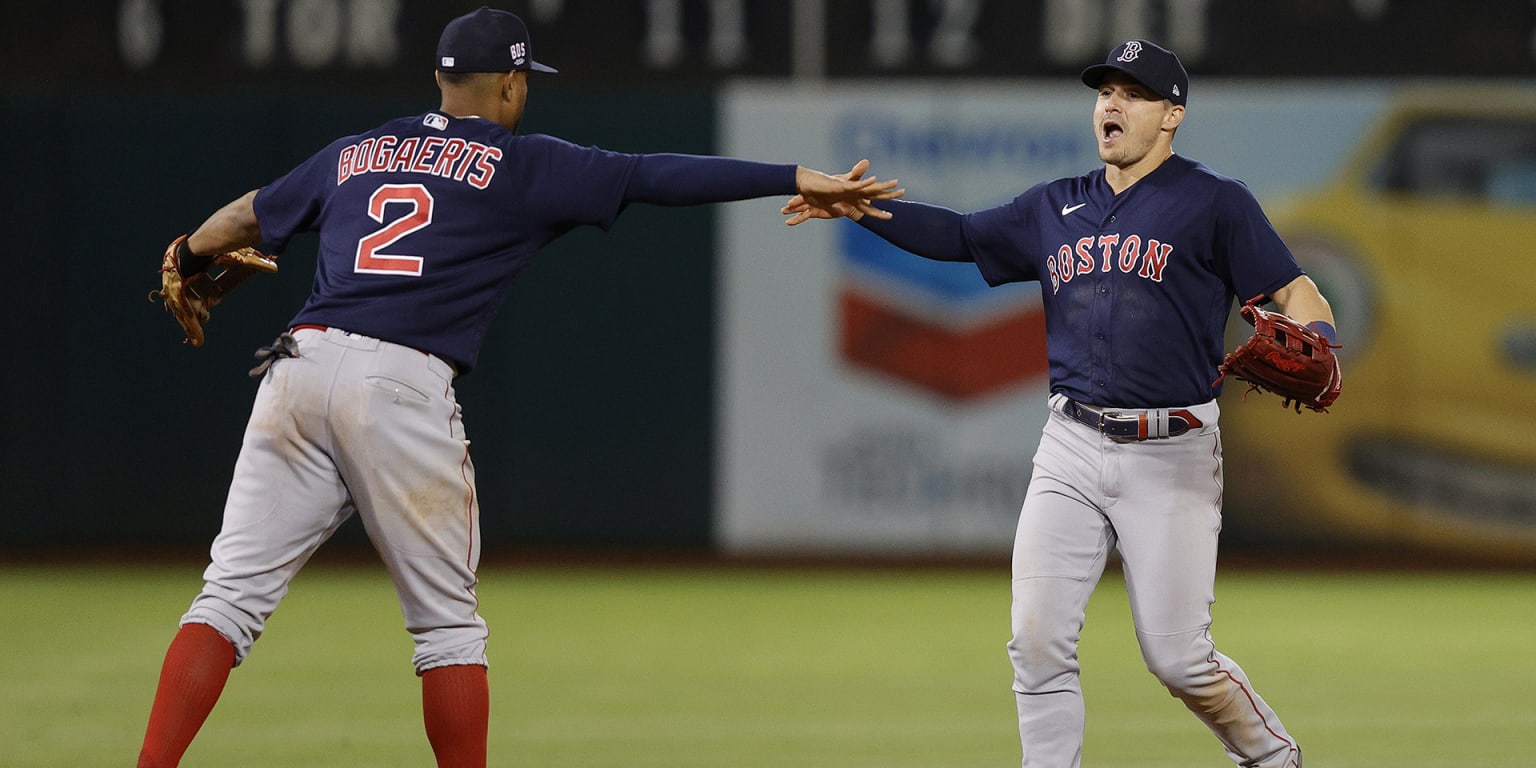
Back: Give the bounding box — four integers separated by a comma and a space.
151, 234, 278, 347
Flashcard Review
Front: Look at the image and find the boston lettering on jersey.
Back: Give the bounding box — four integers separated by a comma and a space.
1047, 233, 1173, 293
336, 134, 503, 189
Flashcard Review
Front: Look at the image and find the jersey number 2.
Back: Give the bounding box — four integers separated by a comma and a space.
355, 184, 434, 276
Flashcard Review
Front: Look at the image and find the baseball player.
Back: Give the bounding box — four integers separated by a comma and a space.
134, 8, 901, 768
784, 40, 1335, 768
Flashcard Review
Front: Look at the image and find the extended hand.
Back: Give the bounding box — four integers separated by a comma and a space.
787, 159, 902, 226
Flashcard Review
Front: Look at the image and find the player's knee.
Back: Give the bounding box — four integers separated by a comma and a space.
1143, 654, 1199, 691
1137, 631, 1213, 692
1006, 631, 1080, 693
1007, 577, 1094, 692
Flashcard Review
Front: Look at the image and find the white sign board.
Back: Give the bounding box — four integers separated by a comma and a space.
715, 81, 1383, 555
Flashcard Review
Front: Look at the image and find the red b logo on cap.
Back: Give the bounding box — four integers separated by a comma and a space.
1116, 41, 1142, 63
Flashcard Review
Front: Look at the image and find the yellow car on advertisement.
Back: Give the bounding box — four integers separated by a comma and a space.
1221, 88, 1536, 562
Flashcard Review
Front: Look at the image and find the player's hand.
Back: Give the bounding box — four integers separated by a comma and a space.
788, 159, 903, 226
781, 189, 859, 226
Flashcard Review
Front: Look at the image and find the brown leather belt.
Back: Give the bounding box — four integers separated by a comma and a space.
1061, 397, 1203, 442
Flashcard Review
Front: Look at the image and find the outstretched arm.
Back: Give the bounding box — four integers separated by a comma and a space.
856, 199, 973, 263
623, 155, 901, 215
781, 162, 972, 263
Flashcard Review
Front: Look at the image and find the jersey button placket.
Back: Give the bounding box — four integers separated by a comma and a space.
1089, 276, 1112, 396
1086, 208, 1116, 398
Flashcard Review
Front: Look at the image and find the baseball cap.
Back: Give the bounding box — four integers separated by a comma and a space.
1080, 40, 1187, 106
436, 6, 557, 74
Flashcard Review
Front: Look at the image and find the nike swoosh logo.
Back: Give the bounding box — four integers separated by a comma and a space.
1061, 203, 1088, 216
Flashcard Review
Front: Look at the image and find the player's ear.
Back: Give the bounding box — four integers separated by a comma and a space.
1162, 104, 1185, 132
502, 71, 523, 100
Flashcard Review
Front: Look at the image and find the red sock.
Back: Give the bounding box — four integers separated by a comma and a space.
137, 623, 236, 768
422, 664, 490, 768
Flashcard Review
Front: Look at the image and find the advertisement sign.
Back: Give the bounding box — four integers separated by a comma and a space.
715, 84, 1101, 555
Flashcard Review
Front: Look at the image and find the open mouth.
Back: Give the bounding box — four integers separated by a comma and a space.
1101, 119, 1124, 142
1348, 435, 1536, 527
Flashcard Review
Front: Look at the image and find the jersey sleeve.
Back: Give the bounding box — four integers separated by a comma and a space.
859, 188, 1044, 286
856, 199, 971, 261
963, 188, 1044, 286
253, 137, 351, 253
1214, 180, 1303, 301
625, 154, 797, 205
520, 135, 642, 232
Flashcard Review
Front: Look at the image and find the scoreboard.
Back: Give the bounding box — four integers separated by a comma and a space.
8, 0, 1536, 87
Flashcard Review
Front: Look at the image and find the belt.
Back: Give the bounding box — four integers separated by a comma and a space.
1060, 397, 1203, 442
289, 325, 459, 376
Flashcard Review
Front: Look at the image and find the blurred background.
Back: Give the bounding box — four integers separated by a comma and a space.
2, 0, 1534, 566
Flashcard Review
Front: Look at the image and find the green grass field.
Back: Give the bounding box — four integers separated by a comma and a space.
2, 559, 1533, 767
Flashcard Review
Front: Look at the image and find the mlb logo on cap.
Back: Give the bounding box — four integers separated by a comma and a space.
1080, 39, 1188, 106
436, 6, 557, 74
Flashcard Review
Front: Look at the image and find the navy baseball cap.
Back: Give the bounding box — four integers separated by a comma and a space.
437, 7, 557, 74
1080, 40, 1187, 106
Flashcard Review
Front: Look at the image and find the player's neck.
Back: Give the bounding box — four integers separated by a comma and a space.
439, 101, 490, 120
1104, 147, 1174, 194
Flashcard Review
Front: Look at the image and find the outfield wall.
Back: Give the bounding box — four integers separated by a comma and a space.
2, 75, 1533, 562
0, 84, 719, 550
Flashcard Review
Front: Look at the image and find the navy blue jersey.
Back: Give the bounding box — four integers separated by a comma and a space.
866, 154, 1302, 408
255, 112, 637, 372
253, 111, 798, 374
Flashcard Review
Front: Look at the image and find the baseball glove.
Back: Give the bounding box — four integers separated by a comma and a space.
1214, 296, 1342, 413
150, 234, 278, 347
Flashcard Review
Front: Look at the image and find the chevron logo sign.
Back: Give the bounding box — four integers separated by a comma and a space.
837, 224, 1048, 401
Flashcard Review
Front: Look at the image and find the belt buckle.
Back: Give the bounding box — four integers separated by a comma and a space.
1101, 410, 1139, 442
1068, 399, 1124, 439
1072, 400, 1110, 436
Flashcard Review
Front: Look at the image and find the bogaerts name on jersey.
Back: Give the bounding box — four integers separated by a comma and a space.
336, 135, 503, 190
